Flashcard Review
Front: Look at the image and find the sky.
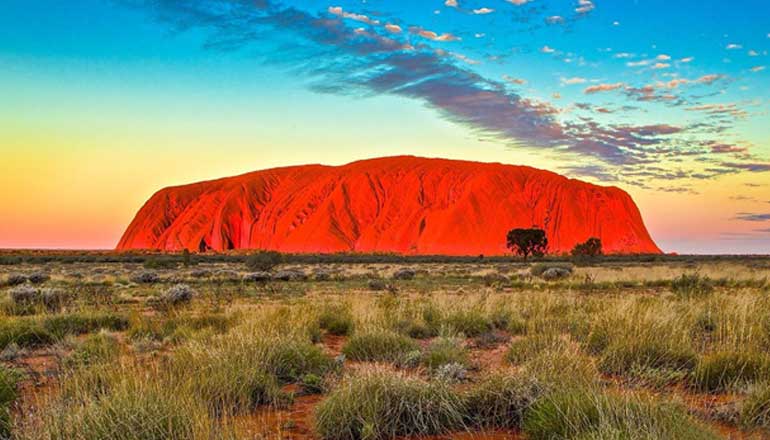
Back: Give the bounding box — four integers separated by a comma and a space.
1, 0, 769, 254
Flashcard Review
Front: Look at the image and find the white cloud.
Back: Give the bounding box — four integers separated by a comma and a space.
507, 0, 531, 5
748, 50, 759, 57
680, 57, 694, 63
627, 60, 649, 67
503, 75, 527, 85
545, 16, 564, 24
411, 27, 460, 42
726, 43, 743, 50
541, 45, 556, 54
328, 6, 380, 25
696, 74, 724, 84
656, 54, 671, 60
651, 62, 670, 69
576, 0, 595, 14
473, 7, 494, 14
445, 0, 458, 7
584, 82, 624, 94
561, 77, 588, 85
384, 24, 402, 34
751, 66, 766, 72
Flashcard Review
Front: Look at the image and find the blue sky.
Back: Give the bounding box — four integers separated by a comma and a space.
1, 0, 769, 252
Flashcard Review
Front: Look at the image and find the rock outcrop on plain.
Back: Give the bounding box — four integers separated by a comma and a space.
117, 156, 661, 255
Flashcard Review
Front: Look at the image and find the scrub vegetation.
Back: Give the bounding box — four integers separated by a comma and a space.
1, 252, 769, 439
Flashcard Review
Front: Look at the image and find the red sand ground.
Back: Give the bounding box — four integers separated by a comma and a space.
117, 156, 661, 255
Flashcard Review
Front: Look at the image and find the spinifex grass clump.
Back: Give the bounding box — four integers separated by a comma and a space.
741, 382, 770, 430
0, 365, 22, 438
168, 329, 334, 415
506, 334, 566, 365
442, 308, 492, 337
20, 375, 230, 440
671, 273, 715, 298
64, 331, 121, 369
342, 330, 418, 363
589, 305, 697, 379
464, 373, 544, 429
315, 367, 465, 440
317, 304, 355, 336
421, 335, 468, 371
522, 388, 719, 440
693, 350, 770, 392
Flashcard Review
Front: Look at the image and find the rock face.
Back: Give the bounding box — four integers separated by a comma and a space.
117, 156, 661, 255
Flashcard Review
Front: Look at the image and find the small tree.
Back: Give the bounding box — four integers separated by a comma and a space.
245, 251, 284, 272
506, 228, 548, 260
571, 237, 603, 258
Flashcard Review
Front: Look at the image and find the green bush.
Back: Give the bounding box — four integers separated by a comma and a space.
245, 251, 284, 272
530, 263, 574, 277
342, 330, 418, 363
315, 368, 465, 440
694, 351, 770, 392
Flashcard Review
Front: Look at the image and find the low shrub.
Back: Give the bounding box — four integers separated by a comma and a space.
315, 368, 465, 440
9, 285, 38, 305
245, 251, 284, 272
160, 284, 195, 307
367, 279, 388, 291
671, 273, 714, 298
530, 263, 573, 278
342, 330, 419, 363
272, 269, 307, 281
243, 271, 272, 282
27, 272, 50, 285
5, 274, 28, 286
130, 271, 160, 284
40, 287, 71, 312
694, 351, 770, 392
392, 268, 416, 280
433, 362, 468, 383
